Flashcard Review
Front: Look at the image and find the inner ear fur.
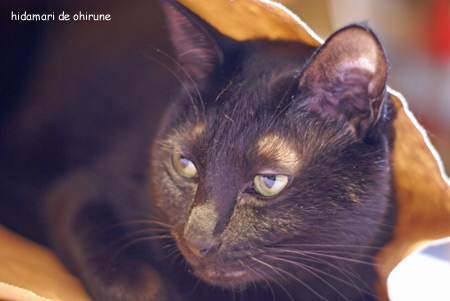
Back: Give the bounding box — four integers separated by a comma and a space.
298, 25, 388, 138
160, 0, 227, 84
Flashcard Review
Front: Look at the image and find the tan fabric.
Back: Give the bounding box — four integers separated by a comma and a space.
180, 0, 322, 45
374, 91, 450, 299
1, 0, 449, 300
0, 226, 90, 300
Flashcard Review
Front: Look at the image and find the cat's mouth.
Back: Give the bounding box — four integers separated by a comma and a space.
182, 248, 250, 286
173, 232, 251, 287
202, 266, 247, 279
191, 265, 249, 287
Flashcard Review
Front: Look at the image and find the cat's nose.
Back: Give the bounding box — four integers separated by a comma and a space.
184, 237, 219, 258
183, 202, 221, 258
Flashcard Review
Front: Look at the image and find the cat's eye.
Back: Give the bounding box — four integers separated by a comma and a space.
172, 154, 198, 179
254, 174, 289, 197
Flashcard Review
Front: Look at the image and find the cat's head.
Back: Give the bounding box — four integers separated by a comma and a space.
151, 0, 393, 291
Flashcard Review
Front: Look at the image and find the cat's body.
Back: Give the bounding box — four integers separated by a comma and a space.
1, 1, 396, 300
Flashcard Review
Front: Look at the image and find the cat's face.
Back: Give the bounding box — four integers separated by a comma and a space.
151, 1, 393, 291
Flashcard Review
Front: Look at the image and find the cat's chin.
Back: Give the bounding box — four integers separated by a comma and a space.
192, 265, 250, 288
174, 236, 254, 288
181, 251, 253, 288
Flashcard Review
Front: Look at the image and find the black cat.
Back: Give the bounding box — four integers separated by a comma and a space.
1, 1, 396, 300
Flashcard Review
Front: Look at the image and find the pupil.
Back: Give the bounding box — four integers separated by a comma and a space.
262, 176, 276, 188
179, 157, 190, 169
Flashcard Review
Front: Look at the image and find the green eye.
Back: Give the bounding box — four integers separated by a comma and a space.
172, 154, 198, 178
254, 174, 289, 197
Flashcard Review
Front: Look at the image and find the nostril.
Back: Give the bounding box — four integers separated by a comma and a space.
184, 237, 219, 258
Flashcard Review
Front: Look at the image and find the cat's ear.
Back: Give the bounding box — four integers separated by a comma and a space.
161, 0, 231, 83
298, 25, 388, 138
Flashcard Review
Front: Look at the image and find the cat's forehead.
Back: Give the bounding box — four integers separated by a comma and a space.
159, 121, 206, 152
201, 109, 301, 167
256, 134, 301, 172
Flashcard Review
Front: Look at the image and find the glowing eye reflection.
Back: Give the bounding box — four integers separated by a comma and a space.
254, 175, 289, 197
172, 154, 198, 178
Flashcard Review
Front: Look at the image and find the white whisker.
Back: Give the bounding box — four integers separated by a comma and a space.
252, 256, 326, 300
